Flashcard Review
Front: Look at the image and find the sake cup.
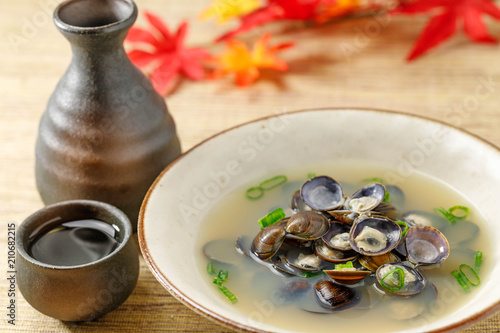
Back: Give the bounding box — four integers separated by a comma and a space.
16, 200, 139, 322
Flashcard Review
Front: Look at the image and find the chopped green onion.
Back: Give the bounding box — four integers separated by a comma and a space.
207, 262, 216, 276
260, 175, 288, 191
218, 269, 229, 282
395, 221, 409, 238
437, 207, 456, 224
451, 270, 470, 292
380, 268, 405, 291
449, 205, 470, 220
213, 269, 229, 286
218, 285, 238, 304
335, 261, 354, 270
302, 271, 323, 278
307, 172, 316, 179
475, 251, 483, 273
362, 177, 385, 184
258, 208, 286, 229
459, 264, 480, 287
383, 190, 391, 203
245, 186, 264, 200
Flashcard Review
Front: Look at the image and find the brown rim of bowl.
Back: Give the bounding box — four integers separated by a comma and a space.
138, 107, 500, 333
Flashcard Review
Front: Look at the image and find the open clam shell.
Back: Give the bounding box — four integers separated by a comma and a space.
384, 282, 438, 320
313, 238, 358, 263
375, 262, 425, 296
442, 220, 479, 247
385, 185, 405, 212
403, 211, 448, 231
204, 239, 243, 265
291, 190, 311, 213
349, 216, 402, 256
321, 221, 352, 251
345, 183, 386, 213
300, 176, 344, 211
405, 226, 450, 266
327, 210, 359, 225
270, 253, 307, 277
358, 252, 401, 271
285, 246, 331, 272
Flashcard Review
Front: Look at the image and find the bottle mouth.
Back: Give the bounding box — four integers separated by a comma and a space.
54, 0, 136, 33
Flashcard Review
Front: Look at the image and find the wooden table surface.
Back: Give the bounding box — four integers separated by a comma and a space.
2, 0, 500, 331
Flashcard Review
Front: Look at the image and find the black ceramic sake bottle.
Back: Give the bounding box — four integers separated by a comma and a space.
35, 0, 181, 231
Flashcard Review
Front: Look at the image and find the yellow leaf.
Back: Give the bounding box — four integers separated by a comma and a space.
199, 0, 261, 24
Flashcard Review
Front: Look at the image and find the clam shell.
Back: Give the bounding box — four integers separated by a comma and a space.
313, 238, 358, 263
314, 280, 356, 309
349, 215, 402, 256
285, 211, 330, 240
405, 226, 450, 265
403, 211, 448, 230
285, 246, 331, 272
203, 239, 242, 265
346, 183, 386, 213
251, 224, 286, 260
291, 190, 311, 213
358, 252, 401, 271
375, 262, 425, 296
323, 269, 371, 285
321, 222, 352, 251
300, 176, 344, 211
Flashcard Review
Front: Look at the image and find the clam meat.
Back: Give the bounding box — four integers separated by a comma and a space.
353, 226, 387, 253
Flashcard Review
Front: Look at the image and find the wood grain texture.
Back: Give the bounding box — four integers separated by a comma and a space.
1, 0, 500, 331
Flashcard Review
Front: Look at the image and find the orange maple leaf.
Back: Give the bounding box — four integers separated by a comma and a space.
207, 33, 294, 87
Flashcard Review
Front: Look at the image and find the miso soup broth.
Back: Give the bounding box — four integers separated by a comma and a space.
197, 161, 491, 333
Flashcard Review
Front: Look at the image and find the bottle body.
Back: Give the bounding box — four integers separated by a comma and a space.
35, 0, 181, 230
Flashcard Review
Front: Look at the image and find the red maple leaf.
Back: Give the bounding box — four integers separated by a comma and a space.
216, 0, 328, 42
125, 11, 211, 95
393, 0, 500, 61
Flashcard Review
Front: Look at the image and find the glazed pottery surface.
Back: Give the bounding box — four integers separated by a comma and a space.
139, 109, 500, 333
16, 200, 139, 322
35, 0, 181, 230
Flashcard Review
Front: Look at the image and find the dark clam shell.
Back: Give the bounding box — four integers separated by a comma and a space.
285, 246, 330, 272
405, 226, 450, 265
346, 183, 386, 213
349, 216, 402, 256
375, 262, 425, 296
285, 211, 330, 240
313, 238, 358, 263
322, 222, 352, 251
270, 253, 307, 277
323, 268, 371, 285
251, 224, 287, 260
314, 280, 356, 309
300, 176, 344, 211
383, 282, 438, 320
403, 211, 448, 230
328, 210, 359, 225
442, 220, 479, 246
291, 190, 311, 213
385, 185, 405, 212
204, 239, 242, 265
358, 252, 401, 271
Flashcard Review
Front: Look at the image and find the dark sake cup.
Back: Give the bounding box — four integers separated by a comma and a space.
16, 200, 139, 322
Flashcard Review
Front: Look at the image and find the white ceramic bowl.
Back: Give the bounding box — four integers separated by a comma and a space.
138, 109, 500, 332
